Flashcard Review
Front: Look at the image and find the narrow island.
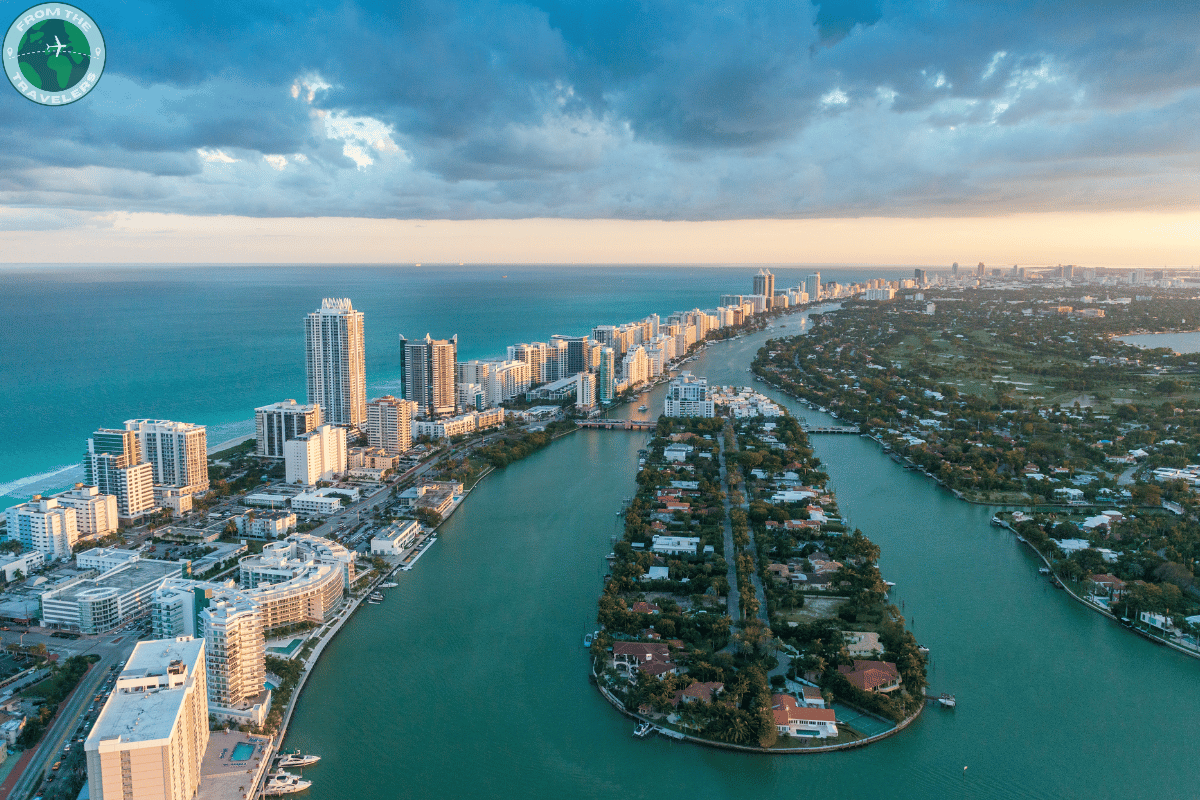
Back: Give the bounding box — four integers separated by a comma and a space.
590, 376, 929, 751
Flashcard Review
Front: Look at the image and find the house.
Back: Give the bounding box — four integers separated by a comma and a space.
771, 693, 838, 738
843, 631, 882, 658
631, 601, 661, 614
671, 681, 724, 706
839, 660, 901, 693
612, 642, 675, 675
663, 443, 694, 462
650, 536, 700, 556
642, 566, 670, 582
1090, 574, 1126, 598
766, 563, 790, 582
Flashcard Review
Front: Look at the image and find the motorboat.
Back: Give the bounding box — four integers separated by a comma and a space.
633, 722, 653, 738
278, 751, 321, 768
584, 633, 594, 647
937, 694, 956, 708
263, 771, 312, 795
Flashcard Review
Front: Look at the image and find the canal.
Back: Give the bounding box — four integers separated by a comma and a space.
284, 313, 1200, 799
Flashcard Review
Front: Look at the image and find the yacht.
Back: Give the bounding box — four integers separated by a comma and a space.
278, 751, 321, 768
937, 694, 957, 709
633, 722, 653, 738
584, 632, 594, 647
263, 772, 312, 795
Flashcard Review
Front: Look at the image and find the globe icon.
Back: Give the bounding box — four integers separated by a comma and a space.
17, 19, 91, 92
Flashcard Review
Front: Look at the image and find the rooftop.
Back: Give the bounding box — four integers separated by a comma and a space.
43, 559, 181, 603
89, 638, 203, 747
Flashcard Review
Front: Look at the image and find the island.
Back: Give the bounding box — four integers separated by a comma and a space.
590, 378, 929, 751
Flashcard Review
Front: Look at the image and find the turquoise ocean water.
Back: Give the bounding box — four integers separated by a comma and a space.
0, 264, 905, 507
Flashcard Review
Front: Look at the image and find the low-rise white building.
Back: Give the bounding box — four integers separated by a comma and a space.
290, 488, 354, 515
371, 519, 421, 554
650, 535, 700, 556
0, 550, 44, 582
41, 559, 182, 633
55, 484, 119, 538
663, 443, 694, 462
239, 510, 296, 540
76, 547, 141, 572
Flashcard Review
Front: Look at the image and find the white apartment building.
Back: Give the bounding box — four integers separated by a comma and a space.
457, 359, 491, 387
458, 382, 485, 411
487, 360, 532, 406
804, 273, 822, 301
665, 372, 715, 417
401, 333, 458, 419
576, 372, 596, 411
242, 510, 296, 540
289, 490, 344, 515
124, 419, 210, 496
77, 547, 140, 572
366, 395, 415, 455
284, 423, 347, 485
85, 637, 209, 800
621, 346, 649, 388
55, 484, 119, 538
306, 298, 367, 428
255, 399, 322, 458
201, 595, 266, 713
41, 559, 181, 633
414, 414, 476, 440
5, 496, 78, 560
507, 343, 547, 383
85, 428, 157, 523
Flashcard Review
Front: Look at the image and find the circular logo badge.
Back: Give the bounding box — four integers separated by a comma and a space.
4, 3, 104, 105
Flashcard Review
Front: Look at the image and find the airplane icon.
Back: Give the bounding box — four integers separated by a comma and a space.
46, 36, 67, 57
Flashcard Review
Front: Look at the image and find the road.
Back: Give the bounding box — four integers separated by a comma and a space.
4, 632, 134, 800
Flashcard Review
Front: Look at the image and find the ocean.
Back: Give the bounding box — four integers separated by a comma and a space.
0, 264, 908, 507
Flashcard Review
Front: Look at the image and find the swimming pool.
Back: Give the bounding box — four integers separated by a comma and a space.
231, 742, 256, 761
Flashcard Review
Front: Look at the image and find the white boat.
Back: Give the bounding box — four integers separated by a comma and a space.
263, 772, 312, 795
633, 722, 653, 738
937, 694, 956, 708
278, 751, 321, 768
380, 582, 398, 588
583, 633, 594, 647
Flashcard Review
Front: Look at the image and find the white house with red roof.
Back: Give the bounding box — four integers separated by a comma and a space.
771, 693, 838, 738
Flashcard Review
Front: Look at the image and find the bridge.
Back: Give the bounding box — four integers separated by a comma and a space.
577, 419, 658, 431
801, 425, 861, 434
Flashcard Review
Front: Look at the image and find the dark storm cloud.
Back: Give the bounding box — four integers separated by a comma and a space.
1, 0, 1199, 220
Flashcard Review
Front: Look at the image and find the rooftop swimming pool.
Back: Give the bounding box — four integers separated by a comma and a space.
231, 742, 256, 761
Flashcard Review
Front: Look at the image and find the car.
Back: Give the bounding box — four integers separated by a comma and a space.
52, 761, 62, 770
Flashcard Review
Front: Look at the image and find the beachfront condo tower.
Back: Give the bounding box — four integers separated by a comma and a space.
399, 333, 458, 419
305, 298, 367, 429
255, 400, 322, 458
85, 428, 156, 523
367, 395, 416, 455
124, 419, 210, 496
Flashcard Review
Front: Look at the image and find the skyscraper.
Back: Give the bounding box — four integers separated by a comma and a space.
255, 400, 322, 459
553, 335, 590, 376
124, 419, 209, 495
305, 298, 366, 428
400, 333, 458, 419
914, 268, 927, 286
598, 347, 615, 404
804, 273, 822, 302
753, 269, 775, 303
85, 428, 156, 523
366, 395, 416, 455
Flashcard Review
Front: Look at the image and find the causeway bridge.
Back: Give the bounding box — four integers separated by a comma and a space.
802, 425, 861, 434
577, 419, 658, 431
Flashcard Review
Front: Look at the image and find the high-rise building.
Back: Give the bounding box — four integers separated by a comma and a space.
914, 268, 927, 286
85, 429, 156, 523
553, 336, 590, 376
85, 637, 209, 800
124, 420, 209, 496
664, 372, 714, 417
486, 361, 532, 407
457, 360, 491, 387
753, 269, 775, 304
400, 333, 458, 419
305, 298, 366, 428
597, 347, 615, 404
366, 396, 415, 455
804, 273, 822, 302
508, 343, 547, 384
200, 595, 265, 710
5, 496, 78, 560
576, 373, 596, 412
284, 424, 347, 485
55, 484, 118, 538
255, 400, 322, 459
622, 346, 649, 388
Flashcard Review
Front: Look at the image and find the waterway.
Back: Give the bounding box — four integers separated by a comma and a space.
284, 314, 1200, 799
1118, 330, 1200, 354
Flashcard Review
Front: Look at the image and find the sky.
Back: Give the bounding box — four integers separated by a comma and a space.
2, 0, 1199, 265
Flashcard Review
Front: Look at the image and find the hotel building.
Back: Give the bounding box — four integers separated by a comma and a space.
305, 298, 367, 428
665, 372, 715, 417
124, 419, 210, 496
4, 496, 78, 560
54, 484, 119, 538
255, 400, 322, 458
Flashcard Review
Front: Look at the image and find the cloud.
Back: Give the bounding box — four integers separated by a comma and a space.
0, 0, 1199, 223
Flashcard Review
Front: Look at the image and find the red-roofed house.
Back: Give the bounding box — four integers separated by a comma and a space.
632, 601, 661, 614
771, 694, 838, 738
1090, 573, 1126, 598
799, 685, 825, 708
613, 642, 675, 676
670, 681, 724, 706
839, 660, 901, 693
